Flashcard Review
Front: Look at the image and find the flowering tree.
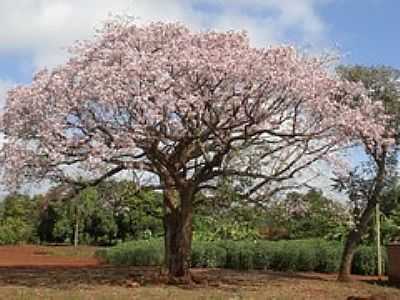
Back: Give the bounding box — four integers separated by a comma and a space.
1, 20, 391, 281
334, 65, 399, 281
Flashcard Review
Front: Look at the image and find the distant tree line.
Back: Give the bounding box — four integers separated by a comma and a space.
2, 180, 400, 247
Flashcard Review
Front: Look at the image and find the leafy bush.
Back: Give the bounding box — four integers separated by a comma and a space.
0, 194, 39, 245
222, 240, 241, 269
97, 238, 387, 276
238, 244, 255, 270
191, 241, 226, 268
0, 222, 22, 245
315, 241, 342, 273
352, 245, 388, 275
96, 239, 164, 266
0, 219, 37, 245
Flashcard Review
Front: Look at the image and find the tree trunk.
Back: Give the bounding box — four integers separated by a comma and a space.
162, 188, 193, 283
338, 199, 379, 281
338, 153, 387, 282
338, 229, 362, 281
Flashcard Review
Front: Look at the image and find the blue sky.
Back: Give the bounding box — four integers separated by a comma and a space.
0, 0, 398, 91
320, 0, 400, 69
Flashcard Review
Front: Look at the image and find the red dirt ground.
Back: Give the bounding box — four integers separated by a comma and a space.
0, 245, 100, 267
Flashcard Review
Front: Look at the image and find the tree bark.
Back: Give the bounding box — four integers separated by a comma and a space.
337, 228, 362, 281
338, 200, 377, 281
162, 188, 193, 283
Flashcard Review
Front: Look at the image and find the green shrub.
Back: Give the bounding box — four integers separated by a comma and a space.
0, 218, 37, 245
352, 245, 387, 276
191, 241, 226, 268
97, 238, 385, 276
0, 224, 19, 245
272, 241, 300, 271
253, 242, 272, 269
96, 239, 164, 266
222, 240, 241, 269
315, 241, 341, 273
295, 241, 319, 271
239, 244, 255, 270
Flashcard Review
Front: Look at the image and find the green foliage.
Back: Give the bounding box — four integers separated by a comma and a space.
262, 190, 349, 241
193, 196, 263, 241
193, 214, 260, 241
33, 180, 163, 245
0, 218, 34, 245
379, 183, 400, 243
96, 239, 164, 266
52, 214, 73, 242
97, 239, 386, 276
93, 181, 163, 242
352, 245, 388, 276
191, 241, 226, 268
0, 194, 39, 244
1, 182, 349, 246
315, 241, 342, 273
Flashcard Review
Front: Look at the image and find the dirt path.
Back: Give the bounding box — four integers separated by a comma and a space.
0, 245, 99, 267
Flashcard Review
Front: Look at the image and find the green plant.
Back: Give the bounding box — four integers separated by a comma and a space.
96, 238, 386, 276
95, 239, 164, 266
191, 241, 226, 268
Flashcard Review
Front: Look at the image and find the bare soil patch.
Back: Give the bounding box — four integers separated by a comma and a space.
0, 245, 99, 267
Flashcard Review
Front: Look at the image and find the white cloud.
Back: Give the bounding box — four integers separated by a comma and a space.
0, 0, 193, 68
194, 0, 328, 46
0, 0, 330, 70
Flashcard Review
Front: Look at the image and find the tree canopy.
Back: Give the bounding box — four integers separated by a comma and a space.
2, 21, 390, 197
0, 20, 394, 280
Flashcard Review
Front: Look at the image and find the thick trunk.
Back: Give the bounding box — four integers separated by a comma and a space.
162, 188, 193, 283
164, 210, 193, 281
338, 200, 379, 281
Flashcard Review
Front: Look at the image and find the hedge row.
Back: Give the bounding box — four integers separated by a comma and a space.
96, 239, 387, 275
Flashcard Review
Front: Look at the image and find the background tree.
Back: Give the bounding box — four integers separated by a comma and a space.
0, 194, 38, 244
96, 181, 163, 241
335, 65, 400, 281
36, 181, 162, 245
280, 189, 348, 239
1, 20, 390, 282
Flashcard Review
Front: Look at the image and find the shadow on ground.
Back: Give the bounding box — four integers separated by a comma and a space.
1, 265, 394, 290
363, 279, 400, 290
0, 266, 333, 288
